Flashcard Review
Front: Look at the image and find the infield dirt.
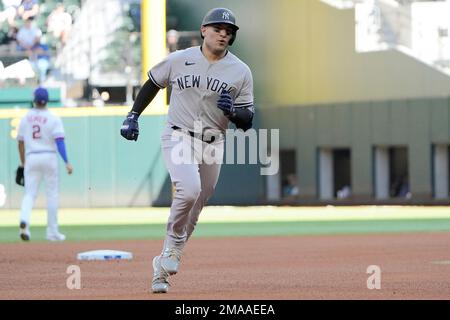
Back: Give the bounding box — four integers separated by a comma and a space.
0, 233, 449, 299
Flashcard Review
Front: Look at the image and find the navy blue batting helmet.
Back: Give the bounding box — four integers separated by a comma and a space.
201, 8, 239, 45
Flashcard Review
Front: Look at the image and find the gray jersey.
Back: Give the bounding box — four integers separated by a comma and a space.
148, 46, 254, 133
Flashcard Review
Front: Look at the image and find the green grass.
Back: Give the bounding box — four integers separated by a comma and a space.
2, 219, 450, 243
2, 206, 450, 227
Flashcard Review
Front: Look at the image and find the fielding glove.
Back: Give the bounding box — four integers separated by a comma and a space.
15, 166, 24, 186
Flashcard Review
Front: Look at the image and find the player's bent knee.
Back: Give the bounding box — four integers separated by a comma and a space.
201, 185, 216, 198
173, 178, 202, 203
182, 186, 202, 203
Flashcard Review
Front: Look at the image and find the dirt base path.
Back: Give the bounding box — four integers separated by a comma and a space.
0, 233, 449, 299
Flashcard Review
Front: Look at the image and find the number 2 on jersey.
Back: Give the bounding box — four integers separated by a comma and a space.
32, 125, 41, 139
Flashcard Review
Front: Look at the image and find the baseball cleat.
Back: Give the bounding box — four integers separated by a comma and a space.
152, 256, 170, 293
46, 231, 66, 242
160, 247, 182, 275
19, 221, 30, 241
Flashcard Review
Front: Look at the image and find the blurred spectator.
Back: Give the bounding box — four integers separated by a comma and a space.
3, 25, 18, 47
91, 88, 104, 108
17, 0, 39, 21
16, 16, 41, 51
190, 37, 201, 47
30, 41, 50, 84
392, 174, 411, 198
337, 185, 351, 199
46, 3, 72, 46
283, 174, 299, 198
167, 29, 179, 53
129, 3, 140, 31
0, 0, 21, 28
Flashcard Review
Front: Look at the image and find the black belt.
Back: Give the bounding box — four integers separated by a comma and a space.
171, 126, 216, 144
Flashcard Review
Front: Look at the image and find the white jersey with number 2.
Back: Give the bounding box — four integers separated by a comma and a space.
17, 107, 66, 236
17, 108, 65, 154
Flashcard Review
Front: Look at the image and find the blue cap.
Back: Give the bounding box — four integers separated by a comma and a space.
34, 87, 49, 105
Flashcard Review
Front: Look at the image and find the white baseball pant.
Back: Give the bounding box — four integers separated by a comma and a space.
20, 152, 60, 234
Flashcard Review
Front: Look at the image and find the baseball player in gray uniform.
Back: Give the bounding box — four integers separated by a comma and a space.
121, 7, 254, 293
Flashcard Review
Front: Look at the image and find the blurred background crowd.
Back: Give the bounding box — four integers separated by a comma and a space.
0, 0, 80, 85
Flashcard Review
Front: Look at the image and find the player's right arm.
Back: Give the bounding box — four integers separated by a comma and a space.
120, 52, 174, 141
17, 117, 26, 167
130, 79, 161, 115
18, 141, 25, 167
119, 80, 160, 141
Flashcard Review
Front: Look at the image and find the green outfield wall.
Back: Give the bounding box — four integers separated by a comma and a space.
0, 113, 168, 208
0, 110, 263, 209
0, 87, 62, 108
259, 96, 450, 202
2, 96, 447, 208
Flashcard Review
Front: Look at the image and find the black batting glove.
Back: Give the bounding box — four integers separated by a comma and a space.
120, 111, 140, 141
217, 91, 236, 117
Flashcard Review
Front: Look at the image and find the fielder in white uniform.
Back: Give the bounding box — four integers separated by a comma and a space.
17, 87, 73, 242
121, 8, 254, 293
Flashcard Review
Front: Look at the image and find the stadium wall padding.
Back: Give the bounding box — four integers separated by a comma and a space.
258, 96, 450, 201
0, 113, 264, 209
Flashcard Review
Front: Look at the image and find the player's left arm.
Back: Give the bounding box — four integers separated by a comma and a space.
217, 67, 254, 131
53, 118, 73, 174
228, 105, 254, 131
55, 138, 73, 174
